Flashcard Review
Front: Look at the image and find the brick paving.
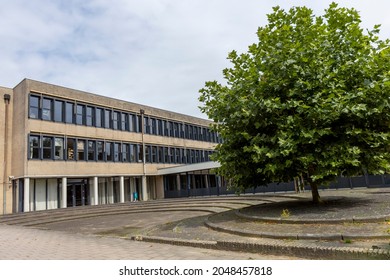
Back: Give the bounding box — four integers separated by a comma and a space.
0, 224, 299, 260
0, 188, 389, 260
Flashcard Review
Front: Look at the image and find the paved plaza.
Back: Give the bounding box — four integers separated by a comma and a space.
0, 187, 389, 260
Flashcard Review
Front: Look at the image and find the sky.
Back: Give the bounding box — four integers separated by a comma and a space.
0, 0, 389, 119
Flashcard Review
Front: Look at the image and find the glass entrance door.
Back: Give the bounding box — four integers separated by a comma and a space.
67, 179, 89, 207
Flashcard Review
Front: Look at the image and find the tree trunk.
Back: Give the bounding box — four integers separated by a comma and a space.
309, 182, 321, 204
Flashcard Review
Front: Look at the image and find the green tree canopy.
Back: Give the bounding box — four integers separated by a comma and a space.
199, 3, 390, 203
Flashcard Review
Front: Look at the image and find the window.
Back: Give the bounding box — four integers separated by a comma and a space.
151, 146, 157, 163
193, 126, 198, 140
54, 100, 64, 122
182, 148, 187, 164
138, 145, 143, 162
163, 121, 168, 136
151, 118, 157, 135
97, 141, 104, 161
113, 111, 120, 130
158, 146, 164, 163
42, 98, 53, 121
206, 129, 211, 142
29, 95, 40, 119
130, 144, 136, 162
86, 106, 94, 126
179, 123, 185, 138
137, 115, 142, 133
129, 114, 136, 132
184, 124, 189, 139
170, 147, 175, 163
77, 140, 85, 160
188, 125, 193, 139
76, 104, 85, 125
173, 122, 179, 138
29, 135, 40, 159
145, 145, 151, 163
158, 119, 163, 136
105, 142, 112, 161
144, 116, 150, 134
95, 108, 103, 128
66, 138, 75, 160
164, 147, 170, 163
203, 128, 207, 141
200, 150, 205, 162
54, 138, 64, 160
169, 122, 174, 137
42, 137, 53, 159
104, 109, 111, 128
114, 143, 120, 162
121, 113, 128, 131
175, 148, 180, 163
195, 150, 200, 163
88, 140, 96, 161
65, 102, 74, 124
122, 143, 129, 162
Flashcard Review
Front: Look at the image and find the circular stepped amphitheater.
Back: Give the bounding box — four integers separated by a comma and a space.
205, 193, 390, 241
1, 189, 389, 259
0, 196, 264, 228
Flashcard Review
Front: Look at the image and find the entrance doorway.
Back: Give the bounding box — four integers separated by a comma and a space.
67, 179, 89, 207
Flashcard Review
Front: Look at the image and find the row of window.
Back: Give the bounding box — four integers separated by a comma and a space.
28, 134, 214, 164
29, 94, 222, 143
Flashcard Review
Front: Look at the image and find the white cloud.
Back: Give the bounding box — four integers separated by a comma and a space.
0, 0, 389, 118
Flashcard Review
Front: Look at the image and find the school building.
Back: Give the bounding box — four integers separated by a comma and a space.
0, 79, 222, 214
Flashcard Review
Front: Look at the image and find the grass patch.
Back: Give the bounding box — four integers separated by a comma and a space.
281, 209, 291, 218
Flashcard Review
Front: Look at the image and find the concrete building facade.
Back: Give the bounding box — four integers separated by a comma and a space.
0, 79, 220, 214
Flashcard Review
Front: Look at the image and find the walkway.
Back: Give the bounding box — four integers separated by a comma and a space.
0, 188, 389, 259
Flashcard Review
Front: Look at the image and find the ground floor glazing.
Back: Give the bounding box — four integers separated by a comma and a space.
11, 176, 159, 213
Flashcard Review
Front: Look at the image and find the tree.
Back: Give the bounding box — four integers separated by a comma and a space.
199, 3, 390, 204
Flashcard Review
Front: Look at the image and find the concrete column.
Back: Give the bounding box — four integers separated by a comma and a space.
141, 175, 148, 201
61, 177, 67, 208
204, 174, 209, 188
93, 177, 98, 205
23, 178, 30, 212
119, 176, 125, 203
108, 178, 114, 204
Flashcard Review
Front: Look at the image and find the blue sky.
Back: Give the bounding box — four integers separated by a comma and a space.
1, 0, 389, 118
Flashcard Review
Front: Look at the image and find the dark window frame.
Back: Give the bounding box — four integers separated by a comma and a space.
29, 135, 41, 159
29, 95, 40, 119
95, 107, 103, 128
87, 140, 96, 161
54, 137, 65, 160
77, 139, 86, 161
76, 104, 85, 125
42, 136, 53, 159
105, 142, 113, 161
97, 141, 104, 161
66, 138, 76, 161
42, 98, 53, 121
54, 100, 64, 122
86, 106, 95, 126
65, 102, 74, 124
